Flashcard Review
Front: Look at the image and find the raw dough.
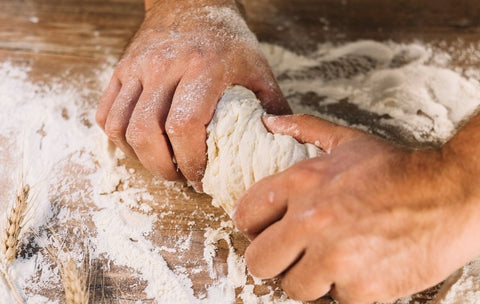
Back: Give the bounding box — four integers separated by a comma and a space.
202, 86, 320, 216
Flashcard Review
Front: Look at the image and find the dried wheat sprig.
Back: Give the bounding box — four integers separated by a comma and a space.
0, 183, 30, 304
43, 232, 89, 304
1, 184, 30, 266
59, 257, 89, 304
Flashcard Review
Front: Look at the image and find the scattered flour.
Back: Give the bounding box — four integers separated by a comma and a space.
0, 39, 479, 304
432, 260, 480, 304
262, 41, 480, 146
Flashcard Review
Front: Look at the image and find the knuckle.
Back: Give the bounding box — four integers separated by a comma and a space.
104, 121, 125, 141
113, 65, 126, 80
299, 205, 334, 232
95, 110, 107, 128
125, 123, 149, 149
232, 210, 247, 233
165, 118, 181, 137
281, 277, 306, 301
244, 248, 257, 275
287, 165, 319, 187
158, 167, 181, 182
244, 246, 265, 279
166, 116, 197, 138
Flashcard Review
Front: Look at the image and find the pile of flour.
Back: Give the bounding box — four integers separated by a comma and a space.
262, 40, 480, 147
0, 39, 479, 304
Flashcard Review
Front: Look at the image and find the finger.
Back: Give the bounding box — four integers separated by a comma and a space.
96, 75, 122, 129
245, 217, 305, 279
281, 249, 333, 301
262, 114, 363, 153
104, 80, 143, 158
126, 85, 183, 181
233, 174, 289, 239
166, 68, 227, 186
330, 285, 373, 304
248, 71, 292, 115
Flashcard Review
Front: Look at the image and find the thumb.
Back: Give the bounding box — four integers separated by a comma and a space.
262, 114, 364, 153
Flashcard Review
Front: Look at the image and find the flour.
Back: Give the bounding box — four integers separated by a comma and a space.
262, 41, 480, 147
0, 39, 479, 304
0, 61, 202, 303
432, 260, 480, 304
202, 86, 319, 216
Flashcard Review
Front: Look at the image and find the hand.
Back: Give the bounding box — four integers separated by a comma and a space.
233, 114, 480, 303
95, 0, 290, 189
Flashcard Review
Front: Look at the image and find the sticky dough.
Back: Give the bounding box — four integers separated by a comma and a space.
202, 86, 320, 216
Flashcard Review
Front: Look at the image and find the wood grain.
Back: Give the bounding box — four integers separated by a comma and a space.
1, 0, 479, 303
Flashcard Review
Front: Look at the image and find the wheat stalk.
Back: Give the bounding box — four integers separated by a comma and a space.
1, 184, 30, 265
44, 232, 89, 304
59, 257, 89, 304
0, 183, 30, 304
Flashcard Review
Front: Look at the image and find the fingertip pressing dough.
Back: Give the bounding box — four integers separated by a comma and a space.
202, 86, 320, 216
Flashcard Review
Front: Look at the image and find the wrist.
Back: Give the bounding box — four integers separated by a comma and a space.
142, 0, 257, 51
144, 0, 243, 28
403, 147, 480, 265
442, 115, 480, 255
146, 0, 238, 11
443, 114, 480, 199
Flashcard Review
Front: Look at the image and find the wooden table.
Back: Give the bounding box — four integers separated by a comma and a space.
1, 0, 479, 303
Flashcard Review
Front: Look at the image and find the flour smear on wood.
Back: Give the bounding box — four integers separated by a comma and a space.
0, 40, 479, 304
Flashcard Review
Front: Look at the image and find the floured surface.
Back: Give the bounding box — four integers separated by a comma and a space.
0, 39, 479, 304
263, 41, 480, 147
0, 57, 298, 303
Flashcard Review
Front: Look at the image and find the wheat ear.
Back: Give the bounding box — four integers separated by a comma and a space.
0, 184, 29, 304
44, 236, 89, 304
1, 184, 30, 265
59, 257, 89, 304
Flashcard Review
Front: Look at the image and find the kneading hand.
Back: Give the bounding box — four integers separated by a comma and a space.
96, 0, 290, 190
233, 114, 480, 303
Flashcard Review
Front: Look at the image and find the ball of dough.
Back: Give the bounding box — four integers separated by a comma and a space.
202, 86, 320, 216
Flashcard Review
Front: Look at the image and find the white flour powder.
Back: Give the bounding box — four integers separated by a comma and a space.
0, 40, 479, 303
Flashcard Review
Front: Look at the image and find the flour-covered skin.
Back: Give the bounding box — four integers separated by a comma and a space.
95, 0, 290, 189
234, 114, 480, 303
